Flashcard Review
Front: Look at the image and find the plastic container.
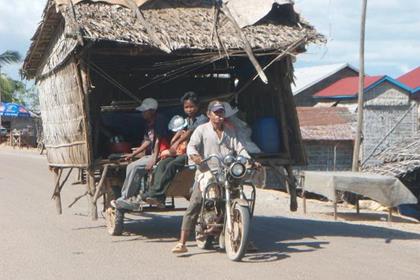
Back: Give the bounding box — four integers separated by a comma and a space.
398, 204, 420, 221
109, 142, 132, 154
252, 117, 281, 153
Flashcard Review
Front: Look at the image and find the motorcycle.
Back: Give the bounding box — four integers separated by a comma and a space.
194, 153, 257, 261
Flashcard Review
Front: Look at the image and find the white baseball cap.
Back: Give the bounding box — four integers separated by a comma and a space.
168, 115, 188, 132
136, 98, 158, 112
223, 102, 239, 118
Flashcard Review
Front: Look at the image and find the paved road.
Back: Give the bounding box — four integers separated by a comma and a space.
1, 149, 420, 280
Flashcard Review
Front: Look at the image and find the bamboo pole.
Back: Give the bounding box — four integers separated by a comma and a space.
52, 168, 63, 215
220, 2, 268, 84
93, 165, 109, 203
352, 0, 368, 172
87, 170, 98, 220
351, 0, 368, 214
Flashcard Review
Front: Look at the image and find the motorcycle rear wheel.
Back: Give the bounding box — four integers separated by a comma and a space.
225, 204, 250, 261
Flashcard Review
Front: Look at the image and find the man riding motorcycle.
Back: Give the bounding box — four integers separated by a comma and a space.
172, 100, 260, 253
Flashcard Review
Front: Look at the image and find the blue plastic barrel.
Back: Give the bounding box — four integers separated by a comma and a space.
252, 117, 281, 153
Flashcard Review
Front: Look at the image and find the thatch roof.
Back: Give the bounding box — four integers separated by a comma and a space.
23, 0, 323, 78
297, 107, 355, 141
363, 137, 420, 178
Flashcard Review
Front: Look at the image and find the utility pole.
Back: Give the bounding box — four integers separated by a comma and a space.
352, 0, 368, 172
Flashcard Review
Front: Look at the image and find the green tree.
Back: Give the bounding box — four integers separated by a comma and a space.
0, 73, 27, 104
0, 50, 23, 104
0, 51, 21, 66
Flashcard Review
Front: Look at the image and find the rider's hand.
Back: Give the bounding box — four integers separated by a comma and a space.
253, 161, 262, 169
190, 154, 203, 165
124, 153, 133, 161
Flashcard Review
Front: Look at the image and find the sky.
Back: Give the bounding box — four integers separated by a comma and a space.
0, 0, 419, 81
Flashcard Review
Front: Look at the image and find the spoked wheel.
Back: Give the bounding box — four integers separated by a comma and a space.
225, 204, 250, 261
218, 231, 225, 250
105, 207, 124, 236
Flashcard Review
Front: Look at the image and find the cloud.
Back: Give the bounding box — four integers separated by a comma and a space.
0, 0, 45, 80
0, 0, 45, 38
294, 0, 420, 77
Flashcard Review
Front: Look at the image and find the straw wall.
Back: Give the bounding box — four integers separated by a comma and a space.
37, 60, 89, 167
36, 19, 78, 79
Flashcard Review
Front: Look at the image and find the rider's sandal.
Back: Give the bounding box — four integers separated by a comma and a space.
171, 243, 188, 253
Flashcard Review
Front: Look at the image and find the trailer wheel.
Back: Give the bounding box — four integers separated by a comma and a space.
105, 207, 124, 236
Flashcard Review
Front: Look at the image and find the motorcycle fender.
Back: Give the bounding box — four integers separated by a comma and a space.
232, 198, 249, 208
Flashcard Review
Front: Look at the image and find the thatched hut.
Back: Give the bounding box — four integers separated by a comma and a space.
22, 0, 322, 218
364, 137, 420, 219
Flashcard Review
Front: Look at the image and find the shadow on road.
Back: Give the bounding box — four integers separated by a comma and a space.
104, 212, 420, 262
113, 213, 182, 243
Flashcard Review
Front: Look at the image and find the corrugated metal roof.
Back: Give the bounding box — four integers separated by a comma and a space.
297, 107, 355, 141
314, 75, 414, 99
313, 76, 384, 98
292, 63, 358, 95
397, 66, 420, 93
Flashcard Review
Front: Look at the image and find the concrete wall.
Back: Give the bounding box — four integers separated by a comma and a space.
294, 67, 358, 107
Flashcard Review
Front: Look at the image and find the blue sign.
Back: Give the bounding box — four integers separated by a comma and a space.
0, 102, 31, 118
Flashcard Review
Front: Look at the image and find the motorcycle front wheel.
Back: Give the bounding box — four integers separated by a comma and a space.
225, 204, 250, 261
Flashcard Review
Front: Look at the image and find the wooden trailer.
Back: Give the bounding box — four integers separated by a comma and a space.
22, 0, 323, 220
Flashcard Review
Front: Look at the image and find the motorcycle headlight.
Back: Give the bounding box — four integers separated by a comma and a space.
236, 155, 248, 165
224, 155, 235, 166
230, 163, 246, 178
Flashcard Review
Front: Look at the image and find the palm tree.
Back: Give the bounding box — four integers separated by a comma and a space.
0, 51, 21, 66
1, 51, 22, 108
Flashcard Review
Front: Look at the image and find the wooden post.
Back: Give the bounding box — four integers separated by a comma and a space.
52, 168, 63, 215
220, 2, 268, 84
266, 61, 298, 212
356, 197, 360, 214
352, 0, 368, 171
333, 200, 338, 221
285, 165, 298, 212
346, 0, 367, 211
301, 176, 307, 214
93, 165, 109, 203
51, 168, 73, 215
87, 170, 98, 220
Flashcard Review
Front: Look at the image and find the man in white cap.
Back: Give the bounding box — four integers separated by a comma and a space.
172, 100, 260, 253
113, 98, 168, 210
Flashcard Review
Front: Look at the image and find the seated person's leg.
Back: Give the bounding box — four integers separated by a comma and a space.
147, 154, 187, 201
144, 157, 175, 198
116, 155, 151, 209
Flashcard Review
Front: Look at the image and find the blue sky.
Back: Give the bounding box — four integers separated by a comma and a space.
0, 0, 419, 81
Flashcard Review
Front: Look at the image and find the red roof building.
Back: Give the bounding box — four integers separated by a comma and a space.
313, 76, 384, 98
398, 67, 420, 93
313, 75, 413, 99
